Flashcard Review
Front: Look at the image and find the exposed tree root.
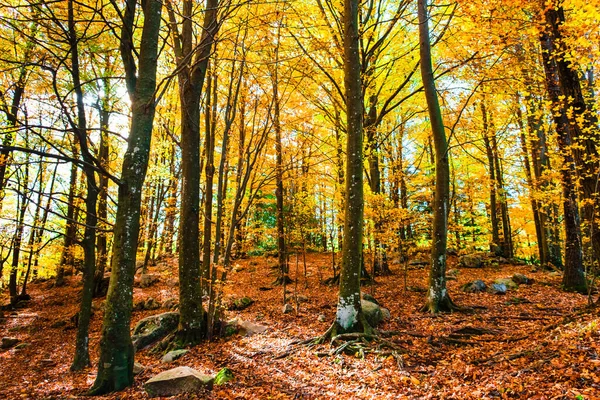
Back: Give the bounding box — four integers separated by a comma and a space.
420, 293, 460, 314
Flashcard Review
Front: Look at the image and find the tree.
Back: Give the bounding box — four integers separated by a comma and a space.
166, 0, 220, 345
327, 0, 373, 336
89, 0, 163, 393
418, 0, 455, 313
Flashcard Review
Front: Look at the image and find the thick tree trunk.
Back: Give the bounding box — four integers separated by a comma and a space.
419, 0, 455, 313
545, 5, 599, 268
89, 0, 162, 393
539, 30, 586, 293
330, 0, 372, 336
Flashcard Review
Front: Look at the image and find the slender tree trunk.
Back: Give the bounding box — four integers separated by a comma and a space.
94, 105, 110, 295
481, 102, 500, 254
419, 0, 455, 313
9, 152, 30, 304
202, 63, 216, 289
89, 0, 163, 393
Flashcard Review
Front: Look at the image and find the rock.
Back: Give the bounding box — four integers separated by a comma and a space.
162, 349, 189, 363
145, 297, 161, 310
409, 259, 428, 267
214, 367, 234, 385
447, 247, 458, 256
361, 292, 379, 305
512, 273, 533, 285
1, 337, 19, 349
227, 319, 268, 337
133, 362, 145, 375
132, 312, 180, 351
494, 278, 519, 290
459, 254, 483, 268
228, 296, 254, 311
497, 257, 509, 264
144, 366, 214, 398
461, 280, 487, 293
489, 283, 507, 295
282, 303, 294, 314
317, 314, 327, 322
141, 274, 159, 288
162, 298, 178, 310
361, 300, 383, 326
381, 307, 391, 320
490, 243, 503, 256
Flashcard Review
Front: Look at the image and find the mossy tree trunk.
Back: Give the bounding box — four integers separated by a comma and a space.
330, 0, 372, 336
418, 0, 455, 313
89, 0, 163, 394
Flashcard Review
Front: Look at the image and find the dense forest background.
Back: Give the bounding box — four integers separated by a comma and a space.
0, 0, 599, 398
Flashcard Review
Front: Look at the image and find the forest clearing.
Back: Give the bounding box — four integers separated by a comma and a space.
1, 0, 600, 398
1, 253, 599, 399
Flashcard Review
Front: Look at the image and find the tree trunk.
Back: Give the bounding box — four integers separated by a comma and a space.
330, 0, 372, 336
539, 29, 586, 293
419, 0, 455, 313
89, 0, 163, 393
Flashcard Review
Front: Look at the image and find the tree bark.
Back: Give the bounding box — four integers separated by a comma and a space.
89, 0, 163, 393
418, 0, 455, 313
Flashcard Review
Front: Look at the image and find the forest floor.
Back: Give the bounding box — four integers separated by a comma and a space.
1, 252, 599, 399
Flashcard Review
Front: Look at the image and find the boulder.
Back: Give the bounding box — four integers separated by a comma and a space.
447, 269, 460, 277
317, 314, 327, 322
296, 295, 309, 303
459, 254, 483, 269
1, 337, 19, 349
447, 247, 458, 256
512, 273, 533, 285
144, 366, 214, 398
361, 300, 383, 326
489, 283, 507, 295
494, 278, 519, 290
140, 274, 159, 288
161, 349, 188, 363
132, 312, 179, 351
461, 280, 487, 293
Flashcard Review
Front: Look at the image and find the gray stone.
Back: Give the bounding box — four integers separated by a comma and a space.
166, 278, 179, 287
447, 247, 458, 256
144, 366, 214, 398
282, 303, 294, 314
361, 300, 383, 326
228, 296, 254, 311
132, 312, 180, 351
512, 273, 532, 285
459, 254, 483, 268
140, 274, 159, 288
461, 280, 487, 293
296, 295, 309, 303
161, 349, 189, 363
489, 283, 507, 295
1, 337, 19, 349
494, 278, 519, 290
317, 314, 327, 322
133, 362, 145, 375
